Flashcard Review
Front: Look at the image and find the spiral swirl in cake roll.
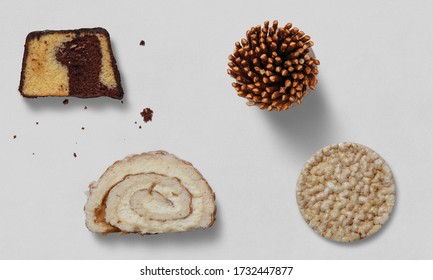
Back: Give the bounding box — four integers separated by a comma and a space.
84, 151, 216, 234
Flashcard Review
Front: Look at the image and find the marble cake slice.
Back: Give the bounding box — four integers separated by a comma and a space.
19, 28, 124, 99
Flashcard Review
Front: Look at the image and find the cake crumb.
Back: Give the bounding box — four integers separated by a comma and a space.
36, 122, 39, 125
73, 153, 77, 158
63, 99, 69, 105
84, 106, 88, 110
139, 126, 142, 129
13, 135, 16, 139
81, 127, 85, 130
139, 40, 145, 46
140, 108, 153, 123
121, 100, 124, 104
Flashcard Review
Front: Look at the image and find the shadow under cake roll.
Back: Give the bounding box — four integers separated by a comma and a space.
19, 27, 124, 99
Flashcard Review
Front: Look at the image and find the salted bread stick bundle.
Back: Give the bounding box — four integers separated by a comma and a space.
84, 151, 216, 235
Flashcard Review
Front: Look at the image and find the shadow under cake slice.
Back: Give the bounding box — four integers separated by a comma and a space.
19, 27, 124, 99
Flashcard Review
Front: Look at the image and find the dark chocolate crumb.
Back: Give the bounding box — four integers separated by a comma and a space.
139, 40, 145, 46
36, 122, 39, 125
139, 126, 142, 129
84, 106, 88, 110
32, 153, 35, 155
13, 135, 16, 139
73, 153, 77, 158
121, 100, 124, 104
134, 121, 137, 124
81, 127, 85, 130
140, 108, 154, 123
63, 99, 69, 105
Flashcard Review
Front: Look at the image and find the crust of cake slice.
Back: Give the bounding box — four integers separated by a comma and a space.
19, 27, 124, 99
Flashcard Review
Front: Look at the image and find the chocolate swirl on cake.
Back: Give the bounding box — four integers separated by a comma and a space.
56, 34, 120, 98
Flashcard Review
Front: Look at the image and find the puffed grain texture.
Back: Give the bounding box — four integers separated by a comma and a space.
296, 142, 395, 242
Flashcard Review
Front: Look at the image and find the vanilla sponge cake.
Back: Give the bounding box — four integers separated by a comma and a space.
85, 151, 216, 235
19, 28, 124, 99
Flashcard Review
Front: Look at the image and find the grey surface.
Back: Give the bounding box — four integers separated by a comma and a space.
1, 0, 432, 259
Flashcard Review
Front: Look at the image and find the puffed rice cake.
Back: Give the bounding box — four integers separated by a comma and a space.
296, 142, 396, 242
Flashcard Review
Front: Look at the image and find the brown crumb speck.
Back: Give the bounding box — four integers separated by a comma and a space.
84, 106, 87, 110
81, 127, 85, 130
73, 153, 77, 158
13, 135, 16, 139
121, 100, 124, 104
139, 126, 142, 129
139, 40, 145, 46
140, 108, 153, 123
36, 122, 39, 125
63, 99, 69, 105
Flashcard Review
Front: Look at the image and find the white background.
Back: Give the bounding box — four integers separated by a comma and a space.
1, 0, 432, 259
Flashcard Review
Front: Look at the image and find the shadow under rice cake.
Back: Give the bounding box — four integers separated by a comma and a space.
19, 28, 124, 99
